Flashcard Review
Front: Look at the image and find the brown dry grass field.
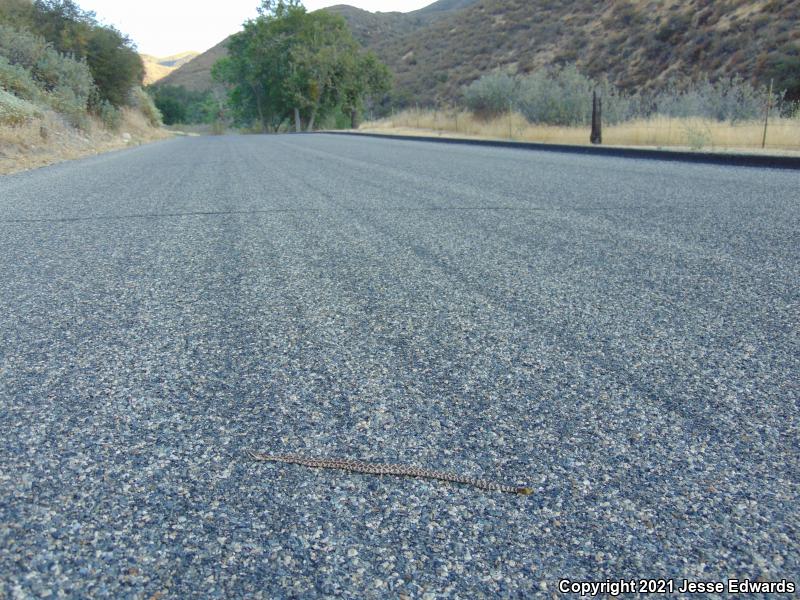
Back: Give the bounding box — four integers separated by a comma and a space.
0, 109, 170, 175
362, 109, 800, 155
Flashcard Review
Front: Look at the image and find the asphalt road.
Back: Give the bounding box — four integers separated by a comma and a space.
1, 134, 798, 598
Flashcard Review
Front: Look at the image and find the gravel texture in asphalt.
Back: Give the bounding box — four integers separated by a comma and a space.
0, 134, 798, 598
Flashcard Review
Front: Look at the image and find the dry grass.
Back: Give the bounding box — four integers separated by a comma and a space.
0, 108, 171, 175
361, 109, 800, 153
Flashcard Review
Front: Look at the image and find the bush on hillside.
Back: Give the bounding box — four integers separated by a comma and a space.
464, 67, 639, 126
462, 66, 783, 126
516, 66, 639, 126
0, 88, 40, 125
652, 76, 768, 121
0, 1, 143, 108
128, 86, 161, 126
0, 23, 94, 123
95, 97, 121, 129
463, 72, 518, 118
0, 55, 42, 102
765, 48, 800, 102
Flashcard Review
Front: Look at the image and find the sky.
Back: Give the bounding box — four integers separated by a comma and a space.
78, 0, 434, 57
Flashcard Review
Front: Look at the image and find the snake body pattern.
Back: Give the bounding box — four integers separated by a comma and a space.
249, 452, 533, 495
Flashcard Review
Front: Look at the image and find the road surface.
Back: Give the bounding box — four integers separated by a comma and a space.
1, 134, 798, 597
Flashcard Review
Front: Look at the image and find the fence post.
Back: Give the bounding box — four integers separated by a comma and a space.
590, 91, 602, 145
508, 99, 513, 140
762, 78, 773, 149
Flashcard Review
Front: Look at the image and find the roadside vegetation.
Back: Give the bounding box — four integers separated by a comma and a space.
146, 84, 222, 126
211, 0, 390, 133
362, 68, 800, 152
0, 0, 166, 174
337, 0, 800, 110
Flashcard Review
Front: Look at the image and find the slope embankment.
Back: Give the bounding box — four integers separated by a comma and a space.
1, 107, 170, 175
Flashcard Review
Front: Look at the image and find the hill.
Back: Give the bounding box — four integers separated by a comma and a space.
141, 51, 199, 85
157, 0, 800, 103
158, 0, 474, 92
156, 39, 229, 91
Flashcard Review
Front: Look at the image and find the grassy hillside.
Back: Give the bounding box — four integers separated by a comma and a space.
161, 0, 800, 106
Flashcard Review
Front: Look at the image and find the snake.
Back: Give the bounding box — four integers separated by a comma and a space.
249, 451, 533, 495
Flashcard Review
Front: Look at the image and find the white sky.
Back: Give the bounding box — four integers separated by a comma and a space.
78, 1, 433, 57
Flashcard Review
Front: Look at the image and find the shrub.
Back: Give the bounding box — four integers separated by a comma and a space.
682, 120, 713, 150
764, 49, 800, 101
94, 98, 121, 130
463, 71, 519, 118
0, 88, 40, 125
2, 0, 144, 107
652, 76, 774, 121
0, 23, 94, 119
464, 66, 641, 126
48, 87, 88, 127
0, 55, 42, 102
516, 66, 595, 126
128, 86, 161, 126
463, 66, 782, 126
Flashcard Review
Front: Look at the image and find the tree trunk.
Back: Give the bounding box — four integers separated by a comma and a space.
350, 108, 359, 129
294, 107, 302, 133
307, 107, 317, 132
250, 83, 266, 133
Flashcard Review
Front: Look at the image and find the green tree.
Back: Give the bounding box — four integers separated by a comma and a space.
3, 0, 144, 107
85, 25, 143, 106
765, 48, 800, 102
213, 0, 391, 132
0, 0, 37, 29
340, 52, 391, 128
147, 85, 218, 125
31, 0, 94, 57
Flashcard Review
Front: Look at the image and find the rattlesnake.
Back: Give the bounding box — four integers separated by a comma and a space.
249, 451, 533, 495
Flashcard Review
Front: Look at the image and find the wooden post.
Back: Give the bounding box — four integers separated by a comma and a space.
762, 78, 773, 149
599, 96, 602, 144
590, 91, 602, 145
508, 99, 513, 139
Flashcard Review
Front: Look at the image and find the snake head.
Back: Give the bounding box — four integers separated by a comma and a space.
516, 487, 534, 495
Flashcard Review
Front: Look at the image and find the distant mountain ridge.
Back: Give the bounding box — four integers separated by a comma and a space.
157, 0, 475, 92
141, 52, 199, 85
156, 0, 800, 104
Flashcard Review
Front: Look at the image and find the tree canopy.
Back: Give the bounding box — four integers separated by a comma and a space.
212, 0, 390, 131
0, 0, 143, 107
